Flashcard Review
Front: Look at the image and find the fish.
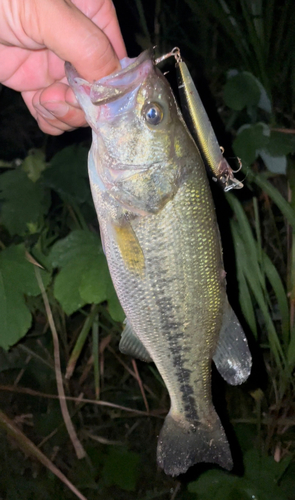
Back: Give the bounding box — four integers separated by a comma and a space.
65, 49, 252, 476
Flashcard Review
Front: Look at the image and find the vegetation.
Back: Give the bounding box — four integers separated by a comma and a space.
0, 0, 294, 498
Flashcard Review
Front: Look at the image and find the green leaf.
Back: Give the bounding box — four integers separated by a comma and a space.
79, 262, 110, 304
243, 449, 291, 497
50, 230, 96, 267
52, 255, 89, 314
233, 123, 270, 165
69, 459, 99, 490
106, 280, 125, 322
21, 149, 47, 182
43, 145, 91, 203
0, 168, 50, 236
234, 127, 295, 172
0, 245, 50, 350
257, 82, 272, 113
102, 447, 140, 491
188, 470, 238, 499
187, 451, 290, 500
267, 131, 295, 156
224, 72, 261, 111
50, 230, 123, 321
259, 151, 286, 174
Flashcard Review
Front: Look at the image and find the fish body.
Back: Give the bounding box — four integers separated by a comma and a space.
66, 50, 251, 476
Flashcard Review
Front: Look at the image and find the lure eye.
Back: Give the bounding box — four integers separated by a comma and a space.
142, 102, 164, 125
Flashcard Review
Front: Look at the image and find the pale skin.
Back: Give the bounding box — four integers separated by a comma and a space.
0, 0, 126, 135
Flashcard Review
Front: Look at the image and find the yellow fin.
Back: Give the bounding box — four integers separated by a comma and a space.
113, 222, 145, 275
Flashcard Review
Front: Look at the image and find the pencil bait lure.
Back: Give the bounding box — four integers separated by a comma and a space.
155, 48, 243, 192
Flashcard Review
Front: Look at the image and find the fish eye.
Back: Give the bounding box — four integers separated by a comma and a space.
142, 102, 164, 125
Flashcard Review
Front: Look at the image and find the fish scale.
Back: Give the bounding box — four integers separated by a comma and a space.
66, 49, 252, 476
100, 167, 224, 422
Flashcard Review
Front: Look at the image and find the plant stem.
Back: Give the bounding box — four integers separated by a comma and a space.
66, 304, 100, 380
0, 408, 87, 500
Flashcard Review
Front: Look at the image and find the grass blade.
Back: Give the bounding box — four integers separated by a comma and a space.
287, 323, 295, 368
134, 0, 151, 45
230, 220, 257, 336
92, 313, 100, 400
228, 199, 286, 371
227, 193, 266, 292
66, 303, 100, 380
262, 250, 290, 350
248, 171, 295, 230
184, 0, 250, 66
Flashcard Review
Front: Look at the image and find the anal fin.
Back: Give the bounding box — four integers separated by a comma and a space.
213, 302, 252, 385
119, 319, 152, 363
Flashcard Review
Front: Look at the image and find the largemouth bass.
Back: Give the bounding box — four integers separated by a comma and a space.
66, 50, 251, 476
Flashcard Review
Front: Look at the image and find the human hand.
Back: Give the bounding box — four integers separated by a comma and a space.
0, 0, 126, 135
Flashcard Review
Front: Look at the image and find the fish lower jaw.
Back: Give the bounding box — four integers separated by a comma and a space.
105, 165, 147, 183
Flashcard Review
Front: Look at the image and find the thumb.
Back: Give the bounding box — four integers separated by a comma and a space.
23, 0, 125, 81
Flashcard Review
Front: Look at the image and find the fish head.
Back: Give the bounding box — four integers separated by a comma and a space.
66, 51, 194, 215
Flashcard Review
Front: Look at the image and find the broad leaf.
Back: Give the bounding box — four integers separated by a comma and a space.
102, 447, 140, 492
233, 123, 270, 165
188, 470, 238, 499
43, 145, 91, 203
0, 245, 50, 349
267, 131, 295, 156
224, 71, 261, 111
234, 125, 294, 172
50, 230, 124, 320
106, 280, 125, 322
22, 149, 47, 182
187, 450, 289, 500
258, 151, 286, 174
0, 168, 50, 236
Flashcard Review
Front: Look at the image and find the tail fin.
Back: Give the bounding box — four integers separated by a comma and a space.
157, 411, 233, 476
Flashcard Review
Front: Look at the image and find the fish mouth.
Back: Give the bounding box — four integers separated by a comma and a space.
65, 49, 154, 106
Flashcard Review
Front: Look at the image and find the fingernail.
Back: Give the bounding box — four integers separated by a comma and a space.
43, 101, 70, 118
34, 104, 55, 120
67, 91, 80, 108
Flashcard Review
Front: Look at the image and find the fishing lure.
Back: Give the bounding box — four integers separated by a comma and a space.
155, 48, 243, 192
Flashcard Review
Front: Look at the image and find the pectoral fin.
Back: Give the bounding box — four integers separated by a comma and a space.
119, 319, 152, 362
111, 221, 145, 276
213, 302, 252, 385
